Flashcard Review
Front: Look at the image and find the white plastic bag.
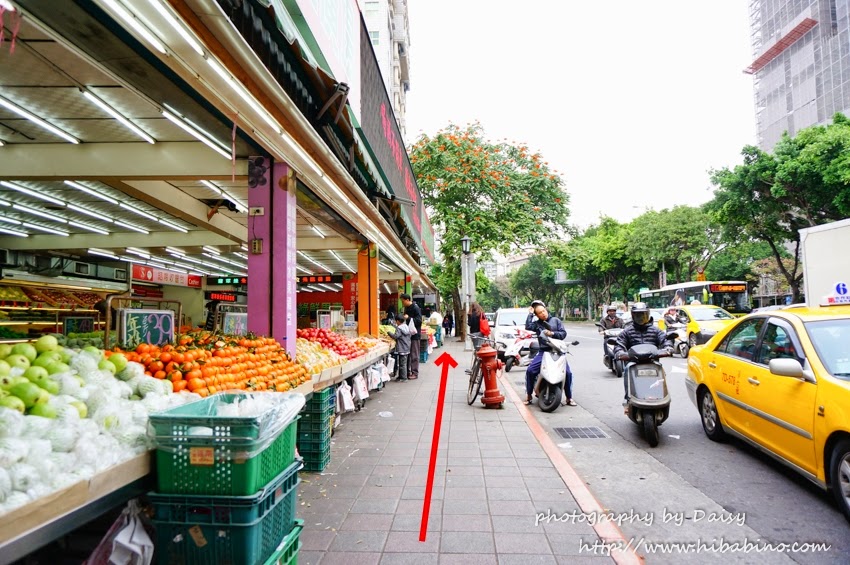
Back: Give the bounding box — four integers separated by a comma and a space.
84, 499, 153, 565
380, 363, 391, 383
407, 318, 417, 336
338, 381, 355, 413
368, 367, 382, 390
352, 374, 370, 402
385, 356, 396, 374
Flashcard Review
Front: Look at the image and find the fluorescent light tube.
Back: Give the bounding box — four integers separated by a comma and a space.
13, 204, 68, 223
23, 222, 69, 236
165, 247, 184, 256
312, 226, 325, 238
0, 181, 65, 206
0, 226, 28, 237
118, 202, 157, 221
0, 95, 80, 144
161, 108, 230, 159
200, 180, 223, 195
202, 246, 220, 255
113, 220, 149, 234
101, 0, 167, 54
147, 0, 204, 56
82, 91, 155, 143
69, 221, 110, 235
206, 57, 282, 134
158, 218, 189, 233
89, 248, 117, 258
66, 203, 107, 221
64, 180, 119, 204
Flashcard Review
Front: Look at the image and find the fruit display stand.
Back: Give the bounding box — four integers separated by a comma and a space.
0, 452, 152, 565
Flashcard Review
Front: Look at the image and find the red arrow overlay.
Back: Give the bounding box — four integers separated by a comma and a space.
419, 351, 457, 541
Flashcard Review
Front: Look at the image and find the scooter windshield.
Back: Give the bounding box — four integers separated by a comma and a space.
631, 370, 668, 400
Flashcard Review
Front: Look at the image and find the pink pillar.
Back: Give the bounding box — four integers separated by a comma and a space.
247, 159, 297, 357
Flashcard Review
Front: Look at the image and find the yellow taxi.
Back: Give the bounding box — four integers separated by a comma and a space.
685, 304, 850, 522
657, 305, 736, 349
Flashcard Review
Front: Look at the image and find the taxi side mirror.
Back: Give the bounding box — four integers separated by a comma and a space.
769, 358, 815, 383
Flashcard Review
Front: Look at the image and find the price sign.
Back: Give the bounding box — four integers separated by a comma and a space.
117, 309, 175, 347
222, 313, 248, 336
63, 316, 95, 335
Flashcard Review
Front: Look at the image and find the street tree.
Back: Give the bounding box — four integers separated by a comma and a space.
411, 123, 570, 338
627, 206, 724, 284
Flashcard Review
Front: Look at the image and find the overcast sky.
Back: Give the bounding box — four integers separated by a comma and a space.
404, 0, 757, 229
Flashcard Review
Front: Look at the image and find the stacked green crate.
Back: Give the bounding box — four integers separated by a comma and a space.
298, 386, 334, 472
148, 393, 304, 564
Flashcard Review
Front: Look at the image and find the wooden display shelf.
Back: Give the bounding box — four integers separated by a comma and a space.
0, 452, 152, 565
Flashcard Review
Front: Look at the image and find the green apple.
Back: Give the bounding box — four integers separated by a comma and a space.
4, 354, 30, 370
35, 335, 59, 354
45, 361, 71, 375
0, 344, 11, 358
0, 395, 26, 414
82, 346, 103, 360
98, 359, 117, 374
39, 378, 60, 395
107, 353, 128, 373
33, 352, 62, 368
1, 375, 28, 391
0, 360, 10, 377
11, 343, 37, 362
24, 366, 49, 382
59, 348, 74, 364
10, 381, 44, 408
69, 400, 88, 419
28, 402, 57, 418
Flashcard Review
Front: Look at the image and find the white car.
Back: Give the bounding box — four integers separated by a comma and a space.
493, 308, 532, 352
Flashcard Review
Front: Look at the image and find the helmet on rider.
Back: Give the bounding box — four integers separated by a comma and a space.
606, 305, 617, 314
531, 300, 546, 309
631, 302, 651, 328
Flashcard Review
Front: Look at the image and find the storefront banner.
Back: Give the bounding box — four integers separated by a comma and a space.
132, 265, 202, 288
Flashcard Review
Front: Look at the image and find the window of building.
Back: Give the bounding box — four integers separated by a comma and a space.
365, 1, 379, 15
369, 30, 379, 45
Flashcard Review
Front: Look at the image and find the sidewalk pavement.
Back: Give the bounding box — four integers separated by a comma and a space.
296, 337, 620, 565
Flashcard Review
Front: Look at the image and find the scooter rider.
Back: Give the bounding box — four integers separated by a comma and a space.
524, 300, 576, 406
598, 305, 624, 357
613, 302, 672, 413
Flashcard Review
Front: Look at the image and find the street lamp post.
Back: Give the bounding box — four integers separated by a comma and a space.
460, 236, 472, 351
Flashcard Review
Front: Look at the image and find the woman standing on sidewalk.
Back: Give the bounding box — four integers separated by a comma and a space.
468, 302, 484, 343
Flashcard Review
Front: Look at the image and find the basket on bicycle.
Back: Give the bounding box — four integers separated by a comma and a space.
471, 335, 491, 351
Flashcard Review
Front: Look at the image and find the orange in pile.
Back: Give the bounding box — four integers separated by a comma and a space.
113, 330, 309, 397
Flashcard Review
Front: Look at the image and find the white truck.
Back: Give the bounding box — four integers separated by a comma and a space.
800, 218, 850, 306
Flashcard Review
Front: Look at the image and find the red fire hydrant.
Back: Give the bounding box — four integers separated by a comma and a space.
477, 343, 504, 408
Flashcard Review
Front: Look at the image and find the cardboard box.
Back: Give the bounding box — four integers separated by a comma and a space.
0, 452, 152, 546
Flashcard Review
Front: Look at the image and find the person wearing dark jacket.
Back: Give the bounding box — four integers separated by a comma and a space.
613, 302, 672, 412
524, 300, 575, 406
401, 294, 422, 379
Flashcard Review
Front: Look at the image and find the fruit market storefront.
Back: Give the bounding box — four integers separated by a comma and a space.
0, 0, 435, 562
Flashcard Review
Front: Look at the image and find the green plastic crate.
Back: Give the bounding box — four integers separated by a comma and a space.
297, 425, 330, 446
149, 393, 300, 447
153, 467, 302, 565
297, 416, 330, 435
262, 520, 302, 565
299, 449, 331, 473
155, 417, 298, 496
149, 460, 301, 526
296, 432, 330, 454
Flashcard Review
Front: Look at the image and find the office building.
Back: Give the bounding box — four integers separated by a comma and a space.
746, 0, 850, 149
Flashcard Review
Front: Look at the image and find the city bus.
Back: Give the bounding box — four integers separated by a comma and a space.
638, 281, 752, 316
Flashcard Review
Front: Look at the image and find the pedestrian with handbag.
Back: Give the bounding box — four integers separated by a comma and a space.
401, 293, 422, 379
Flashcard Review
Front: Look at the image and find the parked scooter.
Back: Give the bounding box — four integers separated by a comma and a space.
533, 333, 580, 413
667, 323, 689, 358
618, 343, 672, 447
595, 323, 625, 377
503, 328, 537, 372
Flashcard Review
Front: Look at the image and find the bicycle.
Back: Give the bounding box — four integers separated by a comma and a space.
466, 336, 505, 405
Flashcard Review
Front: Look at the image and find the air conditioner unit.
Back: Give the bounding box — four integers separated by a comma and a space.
114, 268, 127, 281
